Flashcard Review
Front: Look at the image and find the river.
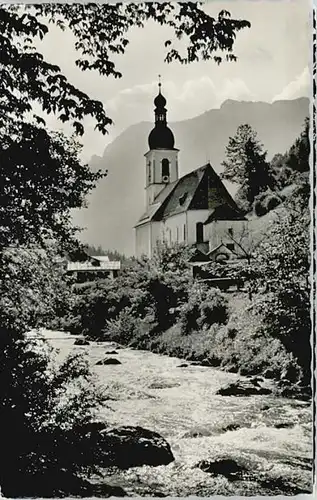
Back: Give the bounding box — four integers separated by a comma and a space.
44, 331, 313, 496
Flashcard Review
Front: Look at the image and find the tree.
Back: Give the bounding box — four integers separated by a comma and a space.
222, 124, 272, 212
269, 117, 310, 191
286, 117, 310, 174
254, 205, 311, 384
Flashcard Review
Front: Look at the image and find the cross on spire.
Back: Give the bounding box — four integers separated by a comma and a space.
158, 74, 162, 92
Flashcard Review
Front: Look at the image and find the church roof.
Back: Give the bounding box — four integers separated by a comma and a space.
135, 163, 243, 226
204, 204, 247, 224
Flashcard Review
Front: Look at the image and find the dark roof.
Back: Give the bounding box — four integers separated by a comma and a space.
135, 163, 244, 226
208, 243, 235, 256
188, 248, 210, 263
204, 204, 247, 224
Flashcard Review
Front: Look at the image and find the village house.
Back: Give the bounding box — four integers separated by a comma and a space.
134, 82, 248, 260
66, 254, 121, 282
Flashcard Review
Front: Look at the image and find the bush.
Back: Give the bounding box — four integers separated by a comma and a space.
254, 199, 267, 216
179, 283, 228, 334
265, 194, 282, 212
106, 308, 152, 345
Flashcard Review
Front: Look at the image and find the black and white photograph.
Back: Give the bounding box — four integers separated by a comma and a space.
0, 0, 315, 498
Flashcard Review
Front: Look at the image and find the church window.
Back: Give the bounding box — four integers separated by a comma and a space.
148, 161, 151, 183
176, 227, 179, 242
227, 243, 235, 251
196, 222, 204, 243
228, 227, 233, 237
183, 224, 186, 241
162, 158, 170, 179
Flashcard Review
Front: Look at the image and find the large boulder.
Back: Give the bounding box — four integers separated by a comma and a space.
216, 379, 272, 396
97, 426, 174, 469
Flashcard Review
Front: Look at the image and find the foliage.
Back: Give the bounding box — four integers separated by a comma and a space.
106, 308, 151, 345
179, 282, 228, 334
253, 206, 311, 382
0, 244, 72, 334
71, 258, 192, 338
0, 328, 107, 495
152, 241, 195, 272
270, 118, 310, 191
286, 117, 310, 174
253, 190, 282, 216
222, 124, 273, 212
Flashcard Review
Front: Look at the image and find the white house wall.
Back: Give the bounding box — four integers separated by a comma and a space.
205, 220, 249, 253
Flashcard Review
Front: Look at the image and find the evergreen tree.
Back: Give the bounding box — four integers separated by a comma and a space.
286, 117, 310, 174
222, 124, 272, 212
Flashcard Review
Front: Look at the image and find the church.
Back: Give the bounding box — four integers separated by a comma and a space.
134, 82, 247, 260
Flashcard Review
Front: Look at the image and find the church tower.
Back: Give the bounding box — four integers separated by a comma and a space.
145, 78, 179, 208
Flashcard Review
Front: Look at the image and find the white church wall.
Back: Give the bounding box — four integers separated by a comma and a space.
186, 210, 210, 244
206, 220, 249, 253
160, 213, 187, 245
150, 221, 162, 254
135, 223, 151, 258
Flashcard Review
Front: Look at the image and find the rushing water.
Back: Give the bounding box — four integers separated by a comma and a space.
45, 331, 313, 496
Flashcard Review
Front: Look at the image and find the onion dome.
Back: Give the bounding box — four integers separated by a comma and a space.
148, 78, 175, 150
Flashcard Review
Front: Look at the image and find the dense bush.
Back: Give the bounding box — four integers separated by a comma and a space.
179, 283, 228, 335
265, 193, 282, 212
69, 243, 193, 338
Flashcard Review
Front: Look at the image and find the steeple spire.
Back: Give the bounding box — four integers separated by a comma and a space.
148, 76, 175, 150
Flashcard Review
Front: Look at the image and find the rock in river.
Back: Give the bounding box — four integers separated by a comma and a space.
196, 458, 247, 481
98, 425, 174, 468
96, 357, 121, 366
216, 379, 272, 396
74, 338, 90, 346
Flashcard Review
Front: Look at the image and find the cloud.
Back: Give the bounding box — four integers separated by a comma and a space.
272, 67, 310, 102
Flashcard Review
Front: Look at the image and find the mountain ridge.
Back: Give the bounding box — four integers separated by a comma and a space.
73, 97, 309, 256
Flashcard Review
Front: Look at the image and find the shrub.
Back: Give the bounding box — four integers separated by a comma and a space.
254, 199, 267, 216
106, 308, 151, 345
180, 283, 228, 334
265, 194, 282, 212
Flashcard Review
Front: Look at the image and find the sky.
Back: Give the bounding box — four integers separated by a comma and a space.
37, 0, 311, 162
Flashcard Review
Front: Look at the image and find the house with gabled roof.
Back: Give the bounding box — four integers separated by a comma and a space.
134, 82, 247, 259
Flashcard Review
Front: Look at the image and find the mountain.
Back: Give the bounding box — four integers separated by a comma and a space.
73, 97, 309, 256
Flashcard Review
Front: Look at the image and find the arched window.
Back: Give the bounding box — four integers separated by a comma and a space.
162, 158, 170, 179
148, 161, 151, 183
196, 222, 204, 243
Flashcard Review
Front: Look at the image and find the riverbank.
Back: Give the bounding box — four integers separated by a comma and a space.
47, 332, 313, 496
